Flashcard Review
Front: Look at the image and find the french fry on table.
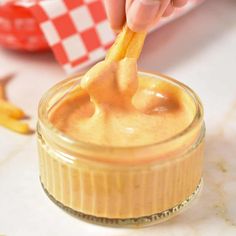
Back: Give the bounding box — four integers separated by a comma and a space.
0, 114, 31, 134
0, 99, 25, 119
0, 77, 32, 135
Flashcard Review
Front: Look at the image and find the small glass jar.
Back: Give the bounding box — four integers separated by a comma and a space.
37, 72, 205, 227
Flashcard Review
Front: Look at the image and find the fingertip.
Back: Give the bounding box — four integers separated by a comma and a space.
112, 27, 122, 34
127, 19, 146, 32
126, 0, 134, 12
127, 0, 161, 32
104, 0, 126, 31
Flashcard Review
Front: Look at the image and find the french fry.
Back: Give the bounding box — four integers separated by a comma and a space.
0, 114, 32, 134
0, 74, 14, 100
0, 84, 5, 99
0, 99, 25, 119
0, 74, 32, 135
106, 25, 135, 62
106, 26, 147, 62
125, 31, 146, 59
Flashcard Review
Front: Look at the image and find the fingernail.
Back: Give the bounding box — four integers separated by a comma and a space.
127, 0, 161, 32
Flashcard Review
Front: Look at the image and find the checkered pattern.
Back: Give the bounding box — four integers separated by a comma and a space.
30, 0, 115, 73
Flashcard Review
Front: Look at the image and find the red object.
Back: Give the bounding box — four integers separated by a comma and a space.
30, 0, 115, 73
0, 1, 48, 51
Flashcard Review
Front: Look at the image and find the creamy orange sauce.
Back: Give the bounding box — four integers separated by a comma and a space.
49, 58, 195, 146
39, 27, 204, 221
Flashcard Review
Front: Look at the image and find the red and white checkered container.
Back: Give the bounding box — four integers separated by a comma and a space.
31, 0, 116, 73
0, 0, 204, 73
0, 0, 48, 51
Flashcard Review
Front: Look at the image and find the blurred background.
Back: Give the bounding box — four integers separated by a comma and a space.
0, 0, 236, 235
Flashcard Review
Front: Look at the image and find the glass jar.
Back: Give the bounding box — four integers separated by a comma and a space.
37, 71, 205, 227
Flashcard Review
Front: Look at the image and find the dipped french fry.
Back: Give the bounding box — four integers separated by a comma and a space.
125, 31, 146, 59
106, 26, 146, 62
106, 25, 134, 62
0, 114, 31, 134
0, 74, 32, 135
0, 99, 25, 119
0, 84, 5, 99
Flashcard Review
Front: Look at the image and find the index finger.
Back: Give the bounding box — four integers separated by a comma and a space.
104, 0, 126, 31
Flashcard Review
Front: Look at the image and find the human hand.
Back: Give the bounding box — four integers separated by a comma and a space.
104, 0, 188, 32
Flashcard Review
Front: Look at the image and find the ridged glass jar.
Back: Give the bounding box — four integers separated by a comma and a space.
37, 72, 205, 227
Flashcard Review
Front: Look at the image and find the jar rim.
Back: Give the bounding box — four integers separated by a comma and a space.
37, 71, 204, 164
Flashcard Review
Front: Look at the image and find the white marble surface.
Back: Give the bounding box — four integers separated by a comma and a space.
0, 0, 236, 235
